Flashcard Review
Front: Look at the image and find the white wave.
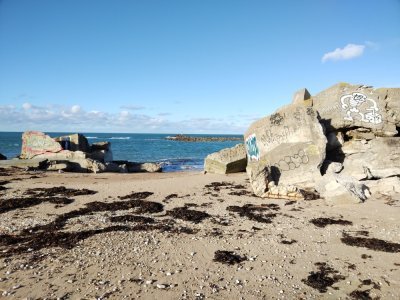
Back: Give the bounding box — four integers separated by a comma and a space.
108, 137, 131, 140
86, 136, 98, 139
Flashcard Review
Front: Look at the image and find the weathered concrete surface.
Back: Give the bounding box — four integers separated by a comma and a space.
244, 105, 326, 187
316, 173, 370, 204
204, 144, 247, 174
292, 88, 312, 105
21, 131, 62, 159
312, 83, 397, 136
341, 137, 400, 180
0, 158, 48, 170
0, 153, 6, 160
54, 134, 90, 152
246, 162, 272, 196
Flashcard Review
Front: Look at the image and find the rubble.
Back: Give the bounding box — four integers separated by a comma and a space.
1, 131, 162, 173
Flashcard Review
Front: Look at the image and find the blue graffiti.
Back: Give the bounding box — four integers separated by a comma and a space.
245, 134, 260, 161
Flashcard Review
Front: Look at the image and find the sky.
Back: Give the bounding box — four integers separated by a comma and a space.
0, 0, 399, 134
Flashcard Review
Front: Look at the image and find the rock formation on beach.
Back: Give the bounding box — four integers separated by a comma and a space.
206, 82, 400, 203
0, 131, 161, 173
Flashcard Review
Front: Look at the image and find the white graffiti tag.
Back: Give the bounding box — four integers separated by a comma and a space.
340, 92, 382, 124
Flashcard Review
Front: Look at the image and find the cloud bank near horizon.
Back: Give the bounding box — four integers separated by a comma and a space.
0, 102, 252, 134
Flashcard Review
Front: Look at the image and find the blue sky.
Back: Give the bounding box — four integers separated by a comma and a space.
0, 0, 399, 134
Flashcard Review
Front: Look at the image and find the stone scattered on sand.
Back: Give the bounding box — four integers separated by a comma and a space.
204, 144, 247, 174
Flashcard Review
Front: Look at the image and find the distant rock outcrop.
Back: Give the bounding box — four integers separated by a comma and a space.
166, 134, 243, 142
243, 83, 400, 203
0, 153, 6, 160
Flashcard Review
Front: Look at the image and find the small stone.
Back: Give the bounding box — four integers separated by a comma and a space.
156, 284, 167, 289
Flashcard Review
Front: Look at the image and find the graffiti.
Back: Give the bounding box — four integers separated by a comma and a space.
306, 107, 316, 117
274, 149, 309, 172
259, 126, 296, 148
245, 134, 260, 161
293, 108, 302, 122
270, 113, 284, 126
340, 92, 382, 124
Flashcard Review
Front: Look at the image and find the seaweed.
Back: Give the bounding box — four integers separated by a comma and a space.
213, 250, 247, 265
226, 204, 277, 224
302, 262, 345, 293
310, 217, 353, 228
118, 191, 154, 200
341, 233, 400, 253
167, 207, 210, 223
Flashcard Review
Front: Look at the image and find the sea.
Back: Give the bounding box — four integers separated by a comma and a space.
0, 132, 243, 172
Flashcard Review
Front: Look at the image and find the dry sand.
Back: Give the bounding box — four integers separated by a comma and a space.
0, 169, 399, 299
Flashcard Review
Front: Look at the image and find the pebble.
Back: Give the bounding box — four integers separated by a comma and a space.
156, 284, 167, 289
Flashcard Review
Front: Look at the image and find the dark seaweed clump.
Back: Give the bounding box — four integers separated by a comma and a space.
213, 250, 247, 265
310, 217, 353, 228
26, 186, 97, 197
226, 204, 278, 223
0, 180, 11, 191
302, 262, 345, 293
349, 289, 378, 300
167, 207, 210, 223
341, 232, 400, 253
118, 191, 153, 200
0, 196, 198, 257
281, 239, 297, 245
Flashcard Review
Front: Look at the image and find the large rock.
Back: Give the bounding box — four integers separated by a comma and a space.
246, 162, 272, 196
21, 131, 63, 159
244, 105, 327, 188
204, 144, 247, 174
126, 162, 162, 173
0, 153, 6, 160
341, 137, 400, 180
316, 173, 370, 204
312, 83, 397, 136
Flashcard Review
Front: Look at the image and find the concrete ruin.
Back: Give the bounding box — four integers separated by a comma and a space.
237, 82, 399, 203
0, 131, 161, 173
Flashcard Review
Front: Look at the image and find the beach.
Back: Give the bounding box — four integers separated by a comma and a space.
1, 169, 399, 299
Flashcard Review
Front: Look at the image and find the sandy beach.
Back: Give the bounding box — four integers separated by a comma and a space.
0, 169, 399, 299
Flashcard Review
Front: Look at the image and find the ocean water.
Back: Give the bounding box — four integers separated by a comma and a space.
0, 132, 243, 172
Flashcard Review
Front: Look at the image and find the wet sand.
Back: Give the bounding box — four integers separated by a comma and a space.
0, 169, 399, 299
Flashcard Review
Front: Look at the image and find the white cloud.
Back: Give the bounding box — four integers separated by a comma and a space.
0, 103, 248, 134
22, 102, 32, 110
322, 43, 365, 63
71, 105, 81, 114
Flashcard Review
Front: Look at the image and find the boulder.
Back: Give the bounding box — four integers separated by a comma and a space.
0, 153, 6, 160
127, 162, 162, 173
246, 162, 272, 196
316, 173, 370, 204
105, 162, 128, 173
0, 158, 48, 170
292, 88, 312, 105
204, 144, 247, 174
341, 137, 400, 180
244, 105, 326, 188
20, 131, 63, 159
312, 83, 397, 136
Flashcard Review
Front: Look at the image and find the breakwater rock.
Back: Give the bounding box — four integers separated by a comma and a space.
166, 134, 243, 142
